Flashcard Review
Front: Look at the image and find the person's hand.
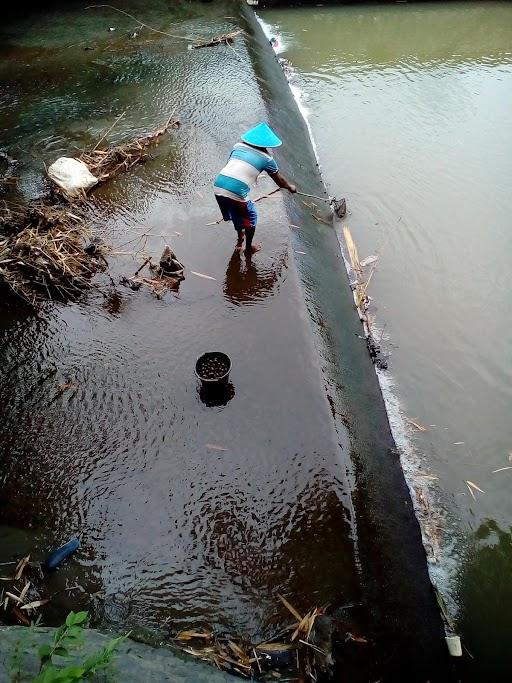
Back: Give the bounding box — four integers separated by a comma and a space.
288, 184, 297, 193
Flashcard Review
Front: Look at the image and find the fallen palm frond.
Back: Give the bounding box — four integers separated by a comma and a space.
192, 30, 243, 49
78, 116, 179, 185
0, 203, 107, 303
343, 226, 362, 274
356, 264, 376, 308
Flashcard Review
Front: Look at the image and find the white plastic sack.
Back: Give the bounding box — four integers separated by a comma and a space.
47, 157, 98, 197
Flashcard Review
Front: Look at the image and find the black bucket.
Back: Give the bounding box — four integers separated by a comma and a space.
195, 351, 232, 388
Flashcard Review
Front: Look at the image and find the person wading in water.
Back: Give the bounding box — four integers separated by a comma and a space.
213, 122, 296, 256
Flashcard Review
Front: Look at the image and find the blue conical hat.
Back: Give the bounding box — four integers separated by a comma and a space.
241, 122, 282, 148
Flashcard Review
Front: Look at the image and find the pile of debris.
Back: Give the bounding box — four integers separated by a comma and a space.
171, 595, 364, 680
120, 246, 185, 297
1, 555, 48, 626
192, 30, 243, 49
0, 203, 107, 303
0, 115, 180, 303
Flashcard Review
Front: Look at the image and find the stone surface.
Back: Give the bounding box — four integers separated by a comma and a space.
0, 626, 234, 682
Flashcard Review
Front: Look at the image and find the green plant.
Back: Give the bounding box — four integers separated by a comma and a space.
32, 611, 127, 683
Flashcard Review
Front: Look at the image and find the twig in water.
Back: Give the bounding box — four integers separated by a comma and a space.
134, 256, 152, 276
85, 5, 192, 41
92, 111, 126, 151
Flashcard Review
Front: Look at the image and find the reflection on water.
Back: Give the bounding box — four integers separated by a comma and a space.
198, 381, 235, 408
261, 1, 512, 677
223, 248, 286, 306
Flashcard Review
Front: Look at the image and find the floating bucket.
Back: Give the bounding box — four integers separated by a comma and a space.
195, 351, 231, 388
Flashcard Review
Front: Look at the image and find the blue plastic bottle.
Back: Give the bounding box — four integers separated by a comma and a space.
45, 538, 80, 570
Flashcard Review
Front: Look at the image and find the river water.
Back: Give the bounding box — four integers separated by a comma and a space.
260, 1, 512, 678
1, 0, 366, 651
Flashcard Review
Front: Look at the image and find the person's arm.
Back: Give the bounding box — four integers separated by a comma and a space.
268, 170, 296, 193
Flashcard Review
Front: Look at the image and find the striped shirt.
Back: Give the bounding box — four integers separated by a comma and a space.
214, 142, 279, 201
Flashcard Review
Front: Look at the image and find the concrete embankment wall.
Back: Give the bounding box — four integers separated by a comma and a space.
239, 5, 451, 680
0, 626, 233, 682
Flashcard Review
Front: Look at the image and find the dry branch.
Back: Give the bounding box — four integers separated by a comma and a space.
78, 116, 179, 184
192, 30, 243, 49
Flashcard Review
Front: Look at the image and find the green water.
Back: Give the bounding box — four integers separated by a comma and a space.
260, 2, 512, 678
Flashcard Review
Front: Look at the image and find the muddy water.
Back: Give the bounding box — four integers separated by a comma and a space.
260, 2, 512, 678
0, 0, 362, 640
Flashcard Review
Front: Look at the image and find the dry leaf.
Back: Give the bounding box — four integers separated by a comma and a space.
176, 630, 211, 641
19, 582, 30, 602
343, 226, 361, 273
408, 418, 427, 432
306, 608, 318, 640
20, 599, 50, 610
292, 609, 313, 641
14, 556, 30, 581
228, 640, 246, 659
5, 592, 23, 604
278, 594, 302, 622
299, 639, 326, 654
466, 480, 485, 494
57, 381, 78, 394
12, 606, 30, 625
256, 642, 293, 652
466, 482, 475, 500
191, 271, 216, 281
360, 254, 379, 267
